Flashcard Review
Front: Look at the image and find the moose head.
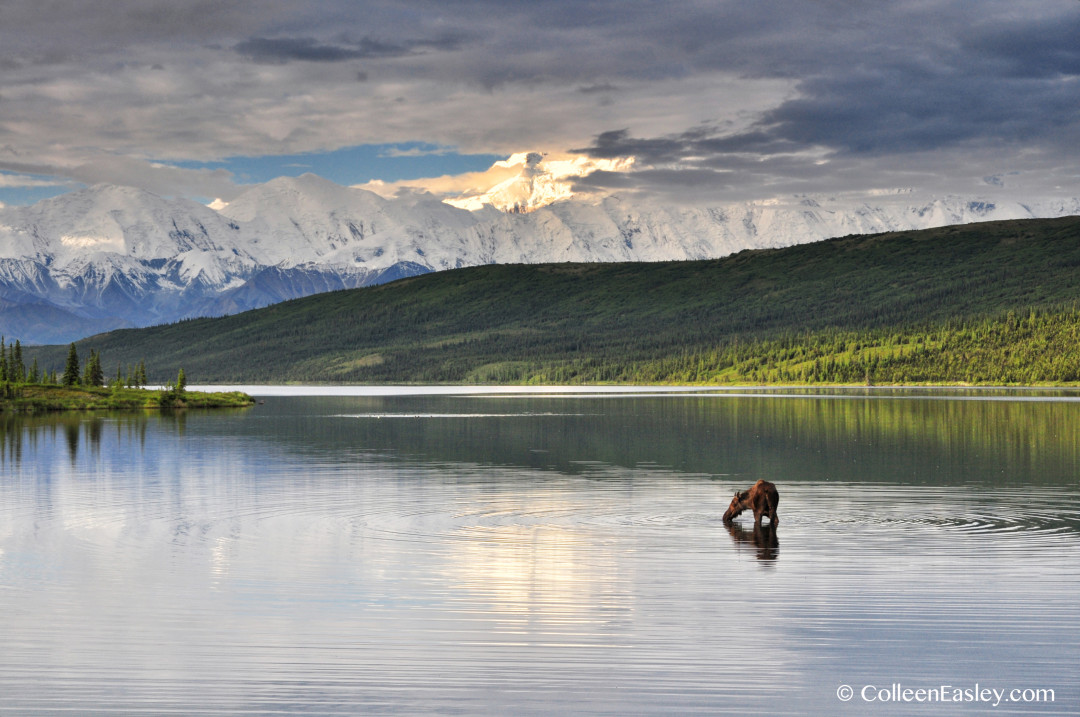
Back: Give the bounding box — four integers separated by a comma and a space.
722, 490, 751, 523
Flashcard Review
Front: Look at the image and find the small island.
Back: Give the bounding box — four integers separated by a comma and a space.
1, 340, 254, 413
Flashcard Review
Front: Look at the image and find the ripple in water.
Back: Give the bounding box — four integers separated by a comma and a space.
811, 485, 1080, 550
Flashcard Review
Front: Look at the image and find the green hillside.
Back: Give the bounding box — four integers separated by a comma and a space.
23, 215, 1080, 385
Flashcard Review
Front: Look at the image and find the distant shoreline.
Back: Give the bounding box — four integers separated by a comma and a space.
185, 383, 1080, 398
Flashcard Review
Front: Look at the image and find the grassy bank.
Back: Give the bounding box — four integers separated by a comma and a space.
0, 384, 255, 413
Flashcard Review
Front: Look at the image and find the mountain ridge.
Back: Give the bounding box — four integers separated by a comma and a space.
2, 174, 1078, 344
23, 214, 1080, 384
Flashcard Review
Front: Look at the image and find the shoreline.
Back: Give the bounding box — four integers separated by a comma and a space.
185, 383, 1080, 399
0, 384, 255, 413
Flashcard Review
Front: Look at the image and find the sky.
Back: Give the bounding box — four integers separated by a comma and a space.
0, 0, 1078, 208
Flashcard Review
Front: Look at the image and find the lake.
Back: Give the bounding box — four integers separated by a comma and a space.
2, 387, 1078, 715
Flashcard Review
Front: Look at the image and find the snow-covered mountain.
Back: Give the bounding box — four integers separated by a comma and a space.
1, 173, 1077, 344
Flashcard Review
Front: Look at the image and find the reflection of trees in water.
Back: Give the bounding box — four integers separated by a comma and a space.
161, 409, 187, 436
87, 418, 103, 457
64, 420, 80, 464
1, 412, 154, 469
0, 415, 24, 466
716, 395, 1080, 486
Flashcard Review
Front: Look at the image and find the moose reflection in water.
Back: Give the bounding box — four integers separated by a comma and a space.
725, 520, 779, 561
722, 479, 779, 527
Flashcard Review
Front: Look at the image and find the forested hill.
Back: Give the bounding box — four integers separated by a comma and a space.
24, 215, 1080, 384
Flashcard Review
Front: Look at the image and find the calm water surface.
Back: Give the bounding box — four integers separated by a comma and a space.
2, 388, 1079, 715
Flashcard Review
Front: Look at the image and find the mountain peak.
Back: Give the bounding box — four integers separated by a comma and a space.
444, 152, 634, 213
220, 173, 387, 224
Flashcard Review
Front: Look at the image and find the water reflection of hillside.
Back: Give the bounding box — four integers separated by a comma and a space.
4, 393, 1080, 486
233, 393, 1080, 486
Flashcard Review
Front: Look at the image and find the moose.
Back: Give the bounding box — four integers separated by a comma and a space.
722, 479, 779, 527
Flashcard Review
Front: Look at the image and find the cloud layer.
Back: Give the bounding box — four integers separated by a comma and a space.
0, 0, 1077, 204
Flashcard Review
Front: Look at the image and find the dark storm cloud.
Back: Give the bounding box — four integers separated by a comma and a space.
0, 0, 265, 54
568, 1, 1080, 200
961, 12, 1080, 78
577, 128, 800, 164
571, 153, 846, 204
746, 8, 1080, 159
235, 37, 413, 63
577, 83, 620, 95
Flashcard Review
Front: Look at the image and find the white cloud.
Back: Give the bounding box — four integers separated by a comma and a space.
378, 146, 458, 159
0, 174, 68, 189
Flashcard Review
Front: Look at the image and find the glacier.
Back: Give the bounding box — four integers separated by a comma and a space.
1, 172, 1077, 344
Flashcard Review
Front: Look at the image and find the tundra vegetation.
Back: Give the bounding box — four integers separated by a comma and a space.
21, 215, 1080, 386
0, 339, 252, 412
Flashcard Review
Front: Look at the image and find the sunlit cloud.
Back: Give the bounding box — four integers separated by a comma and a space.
361, 152, 635, 212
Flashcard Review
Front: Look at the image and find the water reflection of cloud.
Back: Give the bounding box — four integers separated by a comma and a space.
445, 518, 626, 632
209, 536, 234, 585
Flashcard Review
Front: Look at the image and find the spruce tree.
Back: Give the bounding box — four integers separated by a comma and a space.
84, 349, 104, 387
83, 349, 95, 386
28, 358, 40, 384
12, 340, 24, 383
62, 343, 81, 386
94, 351, 104, 386
176, 368, 186, 394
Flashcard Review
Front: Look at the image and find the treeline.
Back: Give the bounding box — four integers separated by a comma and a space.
3, 338, 150, 389
1, 338, 193, 406
496, 305, 1080, 386
57, 343, 150, 389
0, 337, 38, 384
